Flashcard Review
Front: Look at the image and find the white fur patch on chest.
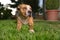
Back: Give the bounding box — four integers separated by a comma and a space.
19, 16, 28, 24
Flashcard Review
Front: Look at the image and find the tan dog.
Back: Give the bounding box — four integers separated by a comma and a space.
16, 4, 34, 33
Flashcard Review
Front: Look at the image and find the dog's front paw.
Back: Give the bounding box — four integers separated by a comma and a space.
29, 30, 35, 33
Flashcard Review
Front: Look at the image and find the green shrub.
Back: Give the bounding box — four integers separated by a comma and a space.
46, 0, 59, 10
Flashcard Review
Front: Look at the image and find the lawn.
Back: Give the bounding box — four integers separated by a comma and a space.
0, 20, 60, 40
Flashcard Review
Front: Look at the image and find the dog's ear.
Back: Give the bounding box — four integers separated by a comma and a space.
17, 5, 20, 9
17, 5, 21, 10
18, 4, 22, 8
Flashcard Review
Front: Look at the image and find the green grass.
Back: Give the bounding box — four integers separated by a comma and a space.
0, 20, 60, 40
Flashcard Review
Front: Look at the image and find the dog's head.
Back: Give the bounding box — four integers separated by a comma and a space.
17, 4, 32, 17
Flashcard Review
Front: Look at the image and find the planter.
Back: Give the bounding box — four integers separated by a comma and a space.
46, 10, 59, 21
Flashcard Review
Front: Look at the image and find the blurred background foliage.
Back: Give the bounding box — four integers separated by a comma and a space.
0, 0, 40, 19
46, 0, 59, 10
0, 0, 59, 19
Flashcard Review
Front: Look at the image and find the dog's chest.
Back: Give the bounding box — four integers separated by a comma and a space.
19, 15, 28, 24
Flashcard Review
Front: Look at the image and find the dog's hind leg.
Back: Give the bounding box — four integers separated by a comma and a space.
17, 17, 22, 31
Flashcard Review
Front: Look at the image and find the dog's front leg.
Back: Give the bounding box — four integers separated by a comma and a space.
17, 17, 22, 31
28, 17, 34, 33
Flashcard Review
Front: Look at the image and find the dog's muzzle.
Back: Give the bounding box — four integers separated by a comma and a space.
28, 11, 32, 16
26, 11, 32, 17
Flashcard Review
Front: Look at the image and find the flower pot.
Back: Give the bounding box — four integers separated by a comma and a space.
46, 10, 59, 21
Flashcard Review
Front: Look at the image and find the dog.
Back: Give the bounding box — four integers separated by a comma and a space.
16, 4, 34, 33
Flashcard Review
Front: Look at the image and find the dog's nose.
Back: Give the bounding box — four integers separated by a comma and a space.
28, 11, 32, 14
28, 11, 32, 17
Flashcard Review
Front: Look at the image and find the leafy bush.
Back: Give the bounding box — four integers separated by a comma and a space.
3, 9, 12, 19
46, 0, 59, 10
0, 7, 12, 19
